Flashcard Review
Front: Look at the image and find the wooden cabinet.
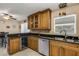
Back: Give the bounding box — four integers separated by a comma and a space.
64, 48, 77, 56
49, 40, 64, 56
34, 13, 41, 29
28, 35, 38, 51
50, 42, 59, 56
49, 40, 79, 56
28, 13, 41, 29
28, 9, 51, 30
40, 9, 51, 29
8, 36, 20, 55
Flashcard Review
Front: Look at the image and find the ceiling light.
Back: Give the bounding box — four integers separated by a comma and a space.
1, 13, 16, 20
3, 16, 10, 20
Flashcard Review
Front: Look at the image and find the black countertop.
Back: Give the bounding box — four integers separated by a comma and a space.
7, 32, 79, 44
8, 32, 79, 39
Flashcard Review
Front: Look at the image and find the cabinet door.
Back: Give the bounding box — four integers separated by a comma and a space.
28, 36, 32, 48
76, 51, 79, 56
59, 47, 65, 56
8, 37, 20, 54
75, 45, 79, 56
49, 40, 79, 56
34, 14, 40, 29
59, 42, 78, 56
64, 48, 77, 56
62, 43, 78, 56
31, 36, 38, 51
50, 41, 59, 56
50, 45, 59, 56
41, 10, 51, 29
31, 37, 34, 49
33, 37, 38, 51
28, 16, 34, 29
14, 37, 20, 52
28, 16, 31, 29
28, 36, 38, 51
9, 38, 14, 54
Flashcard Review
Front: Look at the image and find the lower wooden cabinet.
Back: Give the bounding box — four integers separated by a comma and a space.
50, 44, 59, 56
64, 48, 77, 56
49, 40, 79, 56
28, 35, 38, 51
8, 36, 20, 55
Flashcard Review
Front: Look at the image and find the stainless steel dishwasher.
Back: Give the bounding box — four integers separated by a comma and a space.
38, 37, 49, 56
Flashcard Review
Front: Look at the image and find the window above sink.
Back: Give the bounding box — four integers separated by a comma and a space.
54, 14, 76, 35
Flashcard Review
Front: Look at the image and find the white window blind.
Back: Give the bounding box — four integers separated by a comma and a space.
54, 14, 76, 35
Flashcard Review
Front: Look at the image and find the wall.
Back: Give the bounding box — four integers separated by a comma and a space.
0, 17, 20, 33
51, 4, 79, 36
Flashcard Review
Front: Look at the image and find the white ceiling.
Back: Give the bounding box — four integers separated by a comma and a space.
0, 3, 78, 21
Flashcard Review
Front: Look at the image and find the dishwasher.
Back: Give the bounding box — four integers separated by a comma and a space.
38, 37, 49, 56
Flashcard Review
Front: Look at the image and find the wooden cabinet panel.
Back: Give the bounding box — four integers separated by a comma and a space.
28, 13, 41, 29
9, 38, 14, 54
64, 48, 77, 56
8, 36, 20, 55
50, 44, 59, 56
40, 10, 51, 29
41, 12, 47, 29
49, 40, 79, 56
28, 9, 51, 30
28, 17, 31, 29
28, 36, 38, 51
33, 37, 38, 51
28, 36, 33, 49
14, 38, 20, 51
76, 51, 79, 56
28, 16, 34, 29
34, 14, 41, 29
59, 47, 65, 56
50, 40, 64, 56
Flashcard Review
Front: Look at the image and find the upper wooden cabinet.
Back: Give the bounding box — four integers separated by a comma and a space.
28, 12, 41, 29
28, 9, 51, 30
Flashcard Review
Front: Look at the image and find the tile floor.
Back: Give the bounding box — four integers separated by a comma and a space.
0, 47, 8, 56
0, 47, 42, 56
13, 48, 42, 56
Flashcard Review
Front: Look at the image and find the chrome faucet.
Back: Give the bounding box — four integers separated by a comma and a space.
60, 29, 67, 41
